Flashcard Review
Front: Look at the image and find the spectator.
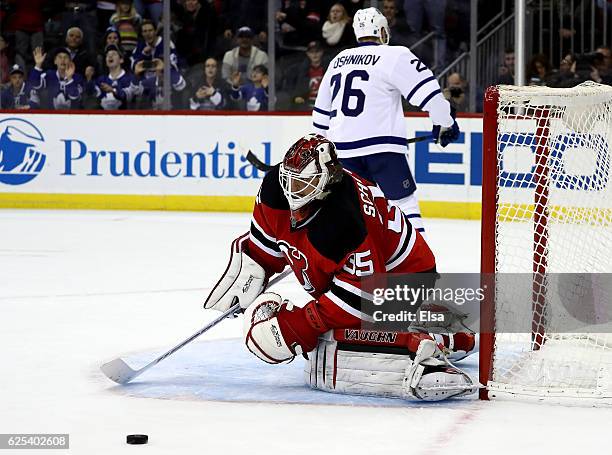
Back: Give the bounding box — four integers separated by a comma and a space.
276, 0, 321, 48
498, 48, 515, 84
322, 3, 354, 51
29, 47, 85, 109
221, 26, 268, 86
572, 53, 605, 85
551, 53, 607, 87
403, 0, 447, 69
87, 44, 138, 109
527, 53, 552, 86
189, 57, 228, 110
382, 0, 411, 47
0, 64, 37, 109
133, 0, 162, 25
135, 57, 186, 109
442, 72, 468, 112
59, 0, 98, 59
0, 36, 12, 86
109, 0, 142, 55
595, 46, 612, 83
47, 27, 96, 77
96, 27, 123, 74
289, 41, 329, 110
548, 53, 576, 87
175, 0, 217, 67
103, 27, 122, 47
4, 0, 45, 71
229, 64, 268, 111
131, 19, 179, 74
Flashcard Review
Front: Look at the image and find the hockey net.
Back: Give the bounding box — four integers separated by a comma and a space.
480, 82, 612, 405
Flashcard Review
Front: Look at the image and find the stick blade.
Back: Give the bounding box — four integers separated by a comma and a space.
100, 358, 139, 384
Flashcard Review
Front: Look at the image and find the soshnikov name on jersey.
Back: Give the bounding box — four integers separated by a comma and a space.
333, 54, 382, 69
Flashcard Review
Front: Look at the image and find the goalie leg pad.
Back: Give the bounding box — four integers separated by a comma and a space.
204, 233, 266, 311
306, 334, 415, 398
306, 333, 479, 401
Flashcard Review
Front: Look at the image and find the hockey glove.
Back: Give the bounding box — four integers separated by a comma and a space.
243, 292, 328, 364
432, 107, 460, 147
432, 121, 460, 147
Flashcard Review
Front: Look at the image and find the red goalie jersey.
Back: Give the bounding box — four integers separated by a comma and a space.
244, 164, 436, 348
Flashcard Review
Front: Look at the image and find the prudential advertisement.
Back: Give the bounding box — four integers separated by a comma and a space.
0, 113, 484, 217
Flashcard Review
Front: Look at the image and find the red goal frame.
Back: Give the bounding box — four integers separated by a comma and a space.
479, 86, 498, 400
479, 86, 551, 400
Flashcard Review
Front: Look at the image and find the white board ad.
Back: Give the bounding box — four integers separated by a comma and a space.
0, 113, 484, 216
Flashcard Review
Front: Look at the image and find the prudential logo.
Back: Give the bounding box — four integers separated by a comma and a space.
0, 118, 46, 185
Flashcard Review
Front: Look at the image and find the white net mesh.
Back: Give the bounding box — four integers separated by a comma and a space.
489, 82, 612, 404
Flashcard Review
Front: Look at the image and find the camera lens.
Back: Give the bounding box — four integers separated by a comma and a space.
450, 87, 463, 97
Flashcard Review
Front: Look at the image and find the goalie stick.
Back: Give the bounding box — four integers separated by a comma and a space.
100, 267, 293, 384
246, 135, 435, 172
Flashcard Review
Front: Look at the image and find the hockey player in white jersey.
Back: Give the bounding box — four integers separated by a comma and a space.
312, 7, 460, 233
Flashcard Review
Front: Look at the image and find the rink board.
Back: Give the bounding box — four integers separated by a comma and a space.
0, 112, 483, 218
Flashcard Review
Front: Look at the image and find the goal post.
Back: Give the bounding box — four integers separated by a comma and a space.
479, 82, 612, 405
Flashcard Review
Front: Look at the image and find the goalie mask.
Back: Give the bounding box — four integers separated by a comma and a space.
279, 134, 344, 212
353, 7, 390, 45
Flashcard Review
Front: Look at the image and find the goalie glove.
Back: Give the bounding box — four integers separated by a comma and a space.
243, 292, 329, 364
432, 107, 460, 147
204, 233, 267, 312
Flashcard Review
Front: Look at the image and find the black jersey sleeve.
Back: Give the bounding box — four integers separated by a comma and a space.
307, 174, 367, 264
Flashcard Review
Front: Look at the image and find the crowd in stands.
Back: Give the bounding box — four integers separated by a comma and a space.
495, 46, 612, 88
0, 0, 610, 112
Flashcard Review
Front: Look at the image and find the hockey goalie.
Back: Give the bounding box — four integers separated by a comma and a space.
204, 134, 478, 401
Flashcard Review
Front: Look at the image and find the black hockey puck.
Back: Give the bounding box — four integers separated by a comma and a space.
126, 434, 148, 445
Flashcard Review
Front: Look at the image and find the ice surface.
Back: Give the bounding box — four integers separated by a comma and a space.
1, 210, 610, 454
116, 337, 479, 406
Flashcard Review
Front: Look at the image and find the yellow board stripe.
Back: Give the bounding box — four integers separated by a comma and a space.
2, 193, 608, 224
0, 193, 256, 212
418, 201, 482, 220
498, 203, 611, 225
0, 193, 484, 219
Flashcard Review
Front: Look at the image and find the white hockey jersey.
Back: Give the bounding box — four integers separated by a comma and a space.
312, 43, 454, 158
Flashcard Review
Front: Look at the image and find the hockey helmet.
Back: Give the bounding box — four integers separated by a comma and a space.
353, 7, 390, 45
279, 134, 343, 211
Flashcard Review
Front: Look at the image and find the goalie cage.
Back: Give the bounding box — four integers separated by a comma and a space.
479, 82, 612, 406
